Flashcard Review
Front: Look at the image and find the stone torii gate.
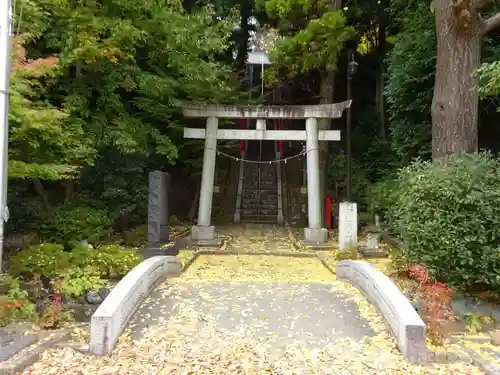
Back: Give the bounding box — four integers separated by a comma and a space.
182, 101, 351, 245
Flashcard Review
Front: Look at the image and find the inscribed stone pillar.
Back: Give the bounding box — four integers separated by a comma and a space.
192, 116, 218, 242
339, 202, 358, 250
148, 171, 170, 245
304, 118, 328, 244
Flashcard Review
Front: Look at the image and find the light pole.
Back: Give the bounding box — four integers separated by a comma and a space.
346, 50, 358, 202
0, 0, 13, 272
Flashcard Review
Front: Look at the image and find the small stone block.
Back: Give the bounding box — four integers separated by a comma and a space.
0, 334, 37, 362
299, 241, 333, 250
491, 330, 500, 346
193, 238, 222, 247
359, 247, 389, 258
191, 225, 216, 241
303, 227, 328, 244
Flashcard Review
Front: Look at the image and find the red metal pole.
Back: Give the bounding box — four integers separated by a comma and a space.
240, 119, 245, 153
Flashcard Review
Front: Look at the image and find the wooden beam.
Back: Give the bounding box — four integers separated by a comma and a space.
183, 128, 341, 141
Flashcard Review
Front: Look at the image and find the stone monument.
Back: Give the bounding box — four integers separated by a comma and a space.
140, 171, 179, 258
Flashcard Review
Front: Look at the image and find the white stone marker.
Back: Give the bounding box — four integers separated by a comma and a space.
339, 201, 358, 250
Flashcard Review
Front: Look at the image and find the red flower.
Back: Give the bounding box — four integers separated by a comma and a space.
7, 304, 11, 310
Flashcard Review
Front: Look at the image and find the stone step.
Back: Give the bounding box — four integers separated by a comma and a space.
242, 188, 277, 195
240, 204, 278, 211
240, 214, 278, 224
240, 208, 278, 216
240, 193, 278, 199
240, 199, 278, 206
244, 179, 276, 184
244, 172, 276, 178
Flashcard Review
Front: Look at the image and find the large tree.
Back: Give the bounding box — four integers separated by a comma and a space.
431, 0, 500, 159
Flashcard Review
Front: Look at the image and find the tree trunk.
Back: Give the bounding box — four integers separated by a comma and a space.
32, 178, 51, 212
236, 0, 252, 75
64, 180, 75, 204
318, 69, 335, 227
376, 23, 387, 139
431, 0, 481, 159
315, 0, 342, 227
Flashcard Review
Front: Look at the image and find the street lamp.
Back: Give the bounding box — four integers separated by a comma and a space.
346, 50, 358, 202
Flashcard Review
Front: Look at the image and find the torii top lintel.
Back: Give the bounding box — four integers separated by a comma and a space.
182, 100, 352, 120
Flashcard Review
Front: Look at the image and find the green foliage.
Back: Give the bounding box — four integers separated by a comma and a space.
8, 39, 95, 181
55, 272, 106, 299
9, 243, 69, 277
6, 0, 243, 235
385, 5, 435, 162
122, 225, 148, 247
477, 61, 500, 100
17, 0, 240, 164
38, 204, 112, 244
265, 13, 355, 82
70, 244, 141, 279
258, 0, 355, 84
9, 243, 140, 297
367, 177, 398, 224
328, 154, 370, 204
387, 153, 500, 291
78, 151, 150, 225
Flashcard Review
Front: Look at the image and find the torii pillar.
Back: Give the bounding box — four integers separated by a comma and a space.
182, 102, 351, 245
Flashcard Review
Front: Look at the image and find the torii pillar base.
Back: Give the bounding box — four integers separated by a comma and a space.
191, 225, 221, 247
300, 227, 329, 248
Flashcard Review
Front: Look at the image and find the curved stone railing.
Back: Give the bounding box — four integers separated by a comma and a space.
90, 256, 181, 356
336, 260, 427, 363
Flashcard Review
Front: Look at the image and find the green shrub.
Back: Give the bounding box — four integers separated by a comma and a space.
122, 225, 147, 247
8, 242, 140, 297
38, 204, 112, 244
70, 244, 141, 279
9, 243, 70, 277
367, 178, 399, 226
328, 154, 370, 204
391, 153, 500, 291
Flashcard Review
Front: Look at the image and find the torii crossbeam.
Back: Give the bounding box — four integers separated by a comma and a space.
182, 101, 351, 245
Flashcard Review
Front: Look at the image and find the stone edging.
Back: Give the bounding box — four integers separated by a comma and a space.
461, 346, 500, 375
336, 260, 427, 364
0, 330, 72, 375
90, 256, 181, 356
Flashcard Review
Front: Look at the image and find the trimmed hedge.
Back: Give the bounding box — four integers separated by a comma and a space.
370, 153, 500, 291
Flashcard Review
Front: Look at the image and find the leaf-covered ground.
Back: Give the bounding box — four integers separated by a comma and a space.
22, 224, 483, 374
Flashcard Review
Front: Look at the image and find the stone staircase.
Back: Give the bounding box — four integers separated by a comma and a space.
239, 162, 279, 223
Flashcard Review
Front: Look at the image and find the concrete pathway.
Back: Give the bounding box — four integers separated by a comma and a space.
23, 224, 482, 374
